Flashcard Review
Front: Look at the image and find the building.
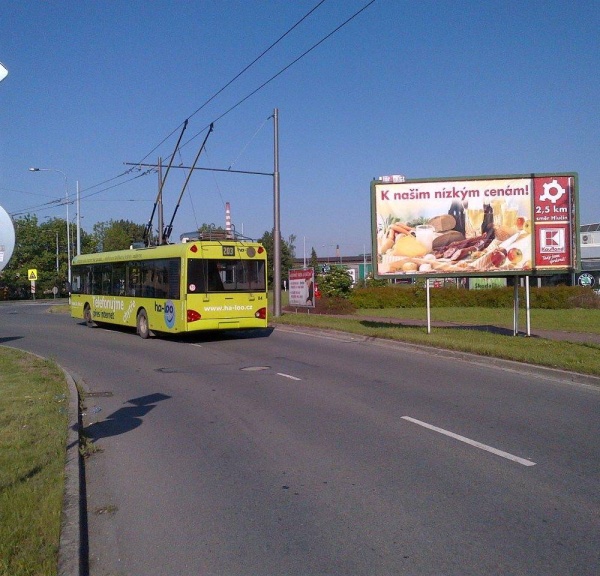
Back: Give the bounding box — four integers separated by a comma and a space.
579, 223, 600, 287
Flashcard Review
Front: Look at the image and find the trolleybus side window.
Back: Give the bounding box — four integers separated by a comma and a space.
71, 266, 90, 294
100, 264, 112, 295
113, 263, 126, 296
128, 263, 142, 297
91, 266, 102, 295
139, 259, 180, 298
168, 260, 180, 299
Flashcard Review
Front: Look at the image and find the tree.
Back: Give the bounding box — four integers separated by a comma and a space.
309, 247, 319, 272
0, 214, 95, 298
287, 234, 297, 258
196, 223, 227, 238
92, 219, 145, 252
318, 265, 353, 299
258, 229, 295, 289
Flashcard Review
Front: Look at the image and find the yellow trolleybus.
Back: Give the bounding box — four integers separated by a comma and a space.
70, 236, 268, 338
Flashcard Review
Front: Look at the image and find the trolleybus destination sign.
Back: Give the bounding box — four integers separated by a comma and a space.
371, 172, 579, 279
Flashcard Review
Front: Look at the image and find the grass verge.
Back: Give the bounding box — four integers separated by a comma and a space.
0, 347, 68, 576
354, 306, 600, 335
273, 312, 600, 377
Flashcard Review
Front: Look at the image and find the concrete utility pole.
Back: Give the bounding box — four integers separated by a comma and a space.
158, 158, 163, 245
273, 108, 281, 317
76, 181, 81, 255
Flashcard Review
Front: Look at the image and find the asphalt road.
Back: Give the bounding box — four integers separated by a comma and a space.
1, 301, 599, 575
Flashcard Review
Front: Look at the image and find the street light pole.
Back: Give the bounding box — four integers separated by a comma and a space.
29, 167, 71, 288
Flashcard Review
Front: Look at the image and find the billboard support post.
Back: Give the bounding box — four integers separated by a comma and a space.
513, 279, 519, 336
426, 278, 431, 334
525, 276, 531, 336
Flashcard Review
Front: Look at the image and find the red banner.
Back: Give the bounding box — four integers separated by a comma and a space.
533, 176, 575, 269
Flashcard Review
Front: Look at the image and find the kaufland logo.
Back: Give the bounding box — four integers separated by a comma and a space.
540, 228, 565, 253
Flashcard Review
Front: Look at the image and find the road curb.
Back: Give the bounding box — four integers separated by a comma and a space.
57, 367, 83, 576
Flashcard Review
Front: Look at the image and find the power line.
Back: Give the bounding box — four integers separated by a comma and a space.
9, 170, 151, 217
180, 0, 377, 149
12, 0, 377, 218
134, 0, 328, 167
24, 1, 330, 215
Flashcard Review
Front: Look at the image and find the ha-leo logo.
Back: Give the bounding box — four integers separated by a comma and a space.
539, 228, 565, 253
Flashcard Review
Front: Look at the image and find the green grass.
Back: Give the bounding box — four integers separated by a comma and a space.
0, 347, 68, 576
354, 306, 600, 334
273, 310, 600, 377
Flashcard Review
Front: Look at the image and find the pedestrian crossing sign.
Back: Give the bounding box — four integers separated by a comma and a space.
28, 269, 38, 281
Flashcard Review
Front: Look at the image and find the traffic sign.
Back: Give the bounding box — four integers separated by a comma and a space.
28, 269, 38, 281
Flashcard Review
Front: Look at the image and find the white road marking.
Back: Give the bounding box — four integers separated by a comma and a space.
401, 416, 536, 467
277, 372, 302, 381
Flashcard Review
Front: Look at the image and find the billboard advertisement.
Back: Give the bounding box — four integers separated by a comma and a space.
371, 173, 578, 278
288, 268, 316, 307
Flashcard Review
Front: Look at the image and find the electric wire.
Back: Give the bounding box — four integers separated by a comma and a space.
11, 0, 376, 219
133, 0, 327, 168
180, 0, 376, 149
13, 1, 330, 217
9, 170, 152, 217
227, 116, 271, 171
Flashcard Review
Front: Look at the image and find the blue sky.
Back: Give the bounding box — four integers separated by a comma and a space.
1, 0, 598, 258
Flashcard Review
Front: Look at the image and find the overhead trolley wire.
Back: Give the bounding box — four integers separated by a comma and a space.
12, 0, 377, 217
134, 0, 328, 168
9, 170, 152, 217
180, 0, 377, 149
26, 0, 330, 216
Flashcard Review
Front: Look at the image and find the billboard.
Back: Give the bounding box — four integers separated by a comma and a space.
288, 268, 316, 307
371, 173, 578, 278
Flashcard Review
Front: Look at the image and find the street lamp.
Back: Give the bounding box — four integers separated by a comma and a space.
29, 167, 71, 287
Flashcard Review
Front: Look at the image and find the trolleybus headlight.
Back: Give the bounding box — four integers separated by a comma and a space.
255, 307, 267, 320
187, 309, 201, 322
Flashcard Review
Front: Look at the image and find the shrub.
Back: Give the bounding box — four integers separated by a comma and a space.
315, 295, 356, 315
349, 285, 426, 308
318, 266, 353, 299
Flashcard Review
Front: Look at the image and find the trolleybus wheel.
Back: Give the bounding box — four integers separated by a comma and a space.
137, 309, 150, 339
84, 304, 94, 328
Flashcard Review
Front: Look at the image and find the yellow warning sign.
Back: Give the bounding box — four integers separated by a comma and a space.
28, 269, 38, 281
